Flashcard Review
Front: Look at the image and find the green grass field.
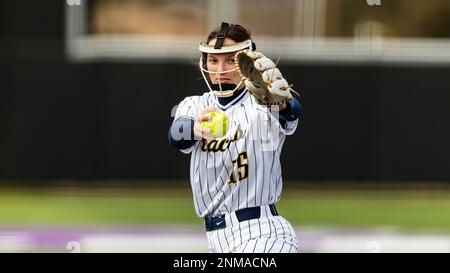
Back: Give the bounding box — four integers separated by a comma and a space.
1, 184, 449, 233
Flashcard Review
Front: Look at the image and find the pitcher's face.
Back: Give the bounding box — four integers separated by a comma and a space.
206, 38, 241, 86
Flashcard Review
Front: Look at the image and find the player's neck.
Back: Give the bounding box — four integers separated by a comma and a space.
217, 87, 246, 107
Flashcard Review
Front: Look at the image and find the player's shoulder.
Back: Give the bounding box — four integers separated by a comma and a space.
180, 92, 214, 106
242, 92, 262, 110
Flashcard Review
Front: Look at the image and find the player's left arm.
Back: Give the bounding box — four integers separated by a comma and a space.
277, 97, 301, 120
272, 93, 302, 129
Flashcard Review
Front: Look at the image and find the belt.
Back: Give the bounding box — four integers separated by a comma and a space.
204, 204, 279, 232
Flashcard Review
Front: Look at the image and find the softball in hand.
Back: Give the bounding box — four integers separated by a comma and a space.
201, 112, 229, 138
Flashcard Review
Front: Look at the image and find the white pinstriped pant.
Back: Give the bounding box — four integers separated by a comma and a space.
205, 205, 299, 253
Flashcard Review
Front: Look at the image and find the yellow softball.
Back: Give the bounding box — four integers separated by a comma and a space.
201, 111, 229, 138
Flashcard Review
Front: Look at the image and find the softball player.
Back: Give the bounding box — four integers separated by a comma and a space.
169, 23, 301, 253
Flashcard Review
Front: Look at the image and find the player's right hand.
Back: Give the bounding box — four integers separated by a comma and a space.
194, 106, 218, 141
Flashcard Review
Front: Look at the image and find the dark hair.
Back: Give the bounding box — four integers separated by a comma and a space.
201, 24, 252, 67
206, 23, 251, 44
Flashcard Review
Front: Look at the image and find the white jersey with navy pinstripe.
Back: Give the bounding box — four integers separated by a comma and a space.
173, 89, 298, 218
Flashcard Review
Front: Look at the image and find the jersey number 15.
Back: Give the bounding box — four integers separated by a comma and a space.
228, 151, 249, 184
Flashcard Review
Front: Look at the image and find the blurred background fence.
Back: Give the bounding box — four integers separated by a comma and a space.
1, 0, 450, 182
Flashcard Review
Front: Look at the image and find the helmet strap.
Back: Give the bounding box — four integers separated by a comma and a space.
214, 22, 230, 49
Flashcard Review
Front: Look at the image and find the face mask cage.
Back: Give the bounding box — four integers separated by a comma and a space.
198, 57, 243, 97
198, 39, 254, 97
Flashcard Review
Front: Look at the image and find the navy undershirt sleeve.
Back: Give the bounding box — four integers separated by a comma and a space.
168, 117, 197, 150
278, 98, 302, 128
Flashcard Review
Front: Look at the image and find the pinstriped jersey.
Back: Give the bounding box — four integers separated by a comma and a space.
173, 89, 298, 218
